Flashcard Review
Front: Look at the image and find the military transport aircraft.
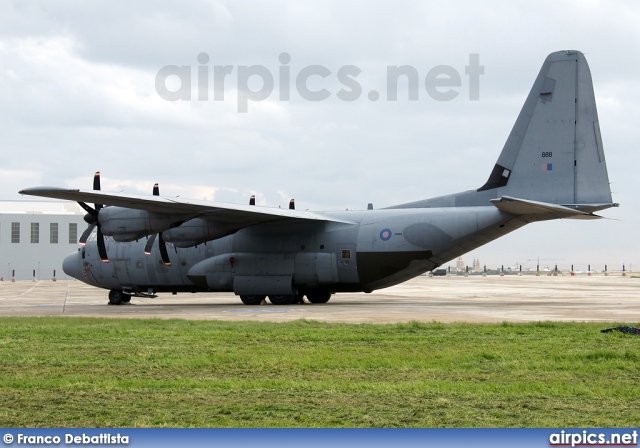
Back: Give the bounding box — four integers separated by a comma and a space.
20, 50, 617, 305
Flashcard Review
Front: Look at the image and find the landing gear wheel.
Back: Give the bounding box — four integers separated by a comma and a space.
306, 291, 332, 304
268, 294, 294, 305
108, 289, 124, 305
240, 295, 265, 305
121, 294, 131, 303
291, 292, 305, 304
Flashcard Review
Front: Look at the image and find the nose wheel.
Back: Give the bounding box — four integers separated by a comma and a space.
108, 289, 131, 305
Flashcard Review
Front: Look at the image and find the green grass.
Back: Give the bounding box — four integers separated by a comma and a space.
0, 317, 638, 427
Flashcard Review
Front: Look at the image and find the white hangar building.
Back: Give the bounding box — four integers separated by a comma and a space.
0, 201, 87, 280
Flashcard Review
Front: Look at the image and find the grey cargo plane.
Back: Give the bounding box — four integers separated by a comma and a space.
20, 50, 617, 305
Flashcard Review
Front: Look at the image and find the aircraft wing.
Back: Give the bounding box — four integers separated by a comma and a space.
18, 187, 347, 225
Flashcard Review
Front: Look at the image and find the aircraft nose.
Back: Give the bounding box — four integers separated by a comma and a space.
62, 250, 82, 280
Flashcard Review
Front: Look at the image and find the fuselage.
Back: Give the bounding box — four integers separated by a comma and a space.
63, 206, 523, 296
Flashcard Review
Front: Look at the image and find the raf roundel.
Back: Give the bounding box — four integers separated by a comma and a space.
379, 229, 392, 241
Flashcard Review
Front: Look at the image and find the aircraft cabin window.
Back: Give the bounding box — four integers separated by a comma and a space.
341, 249, 351, 259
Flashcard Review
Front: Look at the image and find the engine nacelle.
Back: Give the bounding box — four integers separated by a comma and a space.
162, 218, 236, 247
98, 206, 191, 242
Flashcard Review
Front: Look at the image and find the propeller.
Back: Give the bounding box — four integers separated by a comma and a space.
78, 172, 109, 263
289, 199, 295, 210
249, 195, 255, 206
144, 183, 172, 266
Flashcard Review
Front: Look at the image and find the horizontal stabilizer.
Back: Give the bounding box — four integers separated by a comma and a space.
491, 196, 603, 220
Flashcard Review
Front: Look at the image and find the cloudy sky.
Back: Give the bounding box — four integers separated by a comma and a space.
1, 1, 638, 270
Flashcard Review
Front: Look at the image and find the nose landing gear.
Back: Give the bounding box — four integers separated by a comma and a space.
108, 289, 131, 305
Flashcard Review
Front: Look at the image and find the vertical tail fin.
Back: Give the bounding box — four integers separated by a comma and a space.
478, 50, 613, 208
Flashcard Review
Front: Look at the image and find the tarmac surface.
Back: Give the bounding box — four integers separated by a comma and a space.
1, 274, 638, 323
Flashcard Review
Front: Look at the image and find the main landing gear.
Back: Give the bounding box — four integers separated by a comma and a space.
239, 295, 265, 305
305, 291, 332, 303
106, 290, 331, 306
239, 292, 332, 305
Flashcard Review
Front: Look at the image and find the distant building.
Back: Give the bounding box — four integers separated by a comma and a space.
456, 256, 465, 271
0, 201, 86, 280
472, 257, 481, 272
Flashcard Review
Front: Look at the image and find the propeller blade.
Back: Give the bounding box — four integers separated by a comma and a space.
79, 224, 95, 246
144, 234, 157, 256
158, 233, 171, 266
93, 171, 103, 212
96, 227, 109, 263
249, 195, 255, 206
77, 201, 98, 218
144, 182, 171, 264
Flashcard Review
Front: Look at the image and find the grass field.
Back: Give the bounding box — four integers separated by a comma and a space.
0, 317, 638, 427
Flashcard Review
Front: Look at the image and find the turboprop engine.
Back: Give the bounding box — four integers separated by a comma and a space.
162, 218, 237, 247
98, 207, 191, 242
